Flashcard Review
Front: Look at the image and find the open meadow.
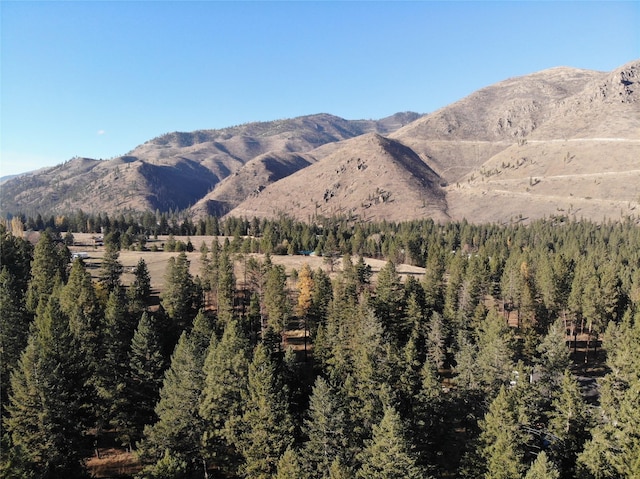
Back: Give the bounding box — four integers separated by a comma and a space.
69, 233, 426, 294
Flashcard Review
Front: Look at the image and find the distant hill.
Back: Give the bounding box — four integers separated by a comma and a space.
0, 112, 420, 215
230, 133, 449, 223
225, 60, 639, 223
1, 174, 20, 185
441, 60, 640, 224
1, 60, 638, 225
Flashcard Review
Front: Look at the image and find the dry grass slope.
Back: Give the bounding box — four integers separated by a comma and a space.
230, 133, 450, 223
1, 61, 638, 225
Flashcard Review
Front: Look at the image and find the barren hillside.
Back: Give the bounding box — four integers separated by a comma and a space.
390, 66, 604, 183
1, 60, 638, 225
0, 113, 418, 215
230, 133, 449, 223
190, 152, 315, 217
446, 60, 640, 224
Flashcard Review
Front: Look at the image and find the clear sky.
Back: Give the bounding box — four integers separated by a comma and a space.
1, 1, 638, 177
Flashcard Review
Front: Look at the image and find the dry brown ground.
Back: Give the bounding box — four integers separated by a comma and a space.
85, 449, 142, 478
71, 233, 426, 292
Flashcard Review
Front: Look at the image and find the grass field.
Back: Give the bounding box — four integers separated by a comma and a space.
70, 233, 426, 292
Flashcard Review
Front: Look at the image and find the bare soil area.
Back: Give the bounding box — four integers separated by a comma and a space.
70, 234, 426, 292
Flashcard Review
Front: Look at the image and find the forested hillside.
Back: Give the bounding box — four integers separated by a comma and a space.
1, 215, 639, 478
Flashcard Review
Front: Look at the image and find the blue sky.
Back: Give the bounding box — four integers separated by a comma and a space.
1, 1, 638, 177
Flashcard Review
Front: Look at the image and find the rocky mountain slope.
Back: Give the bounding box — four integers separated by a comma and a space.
1, 60, 638, 224
228, 60, 639, 223
0, 113, 420, 215
443, 60, 640, 224
230, 133, 449, 223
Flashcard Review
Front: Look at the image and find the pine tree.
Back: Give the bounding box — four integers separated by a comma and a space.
457, 255, 488, 323
264, 263, 291, 340
356, 405, 425, 479
136, 449, 188, 479
25, 230, 68, 312
581, 261, 621, 360
404, 289, 426, 336
373, 261, 408, 344
422, 252, 445, 314
216, 249, 235, 326
396, 328, 423, 414
413, 355, 446, 471
0, 268, 31, 418
348, 305, 397, 438
128, 258, 152, 315
208, 237, 221, 294
59, 258, 104, 424
536, 318, 571, 392
309, 267, 333, 335
161, 252, 201, 331
302, 377, 352, 478
118, 312, 166, 448
234, 343, 294, 479
454, 330, 481, 391
190, 310, 216, 369
500, 252, 525, 328
525, 451, 559, 479
327, 459, 352, 479
199, 320, 250, 473
444, 254, 466, 325
100, 288, 136, 428
476, 308, 516, 395
478, 386, 526, 479
99, 243, 123, 293
578, 310, 640, 478
0, 222, 33, 296
199, 241, 212, 289
546, 371, 591, 478
354, 256, 372, 291
139, 329, 209, 473
426, 311, 447, 370
5, 294, 90, 478
275, 447, 305, 479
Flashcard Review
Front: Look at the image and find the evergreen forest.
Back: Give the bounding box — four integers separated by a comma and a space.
1, 212, 640, 479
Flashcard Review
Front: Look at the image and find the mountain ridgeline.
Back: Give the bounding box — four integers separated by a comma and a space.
1, 60, 638, 224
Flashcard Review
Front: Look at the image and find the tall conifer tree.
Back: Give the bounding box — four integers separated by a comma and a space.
235, 343, 294, 479
356, 405, 425, 479
161, 252, 201, 331
0, 268, 31, 418
302, 377, 352, 478
116, 312, 166, 449
5, 295, 90, 478
478, 386, 526, 479
139, 326, 210, 474
199, 320, 250, 473
25, 230, 68, 312
99, 243, 123, 294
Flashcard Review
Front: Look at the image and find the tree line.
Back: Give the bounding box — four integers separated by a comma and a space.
1, 216, 639, 478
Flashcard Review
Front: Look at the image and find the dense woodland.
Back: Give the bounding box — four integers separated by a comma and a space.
1, 212, 640, 479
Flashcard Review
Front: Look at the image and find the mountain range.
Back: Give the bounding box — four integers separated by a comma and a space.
1, 59, 638, 225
